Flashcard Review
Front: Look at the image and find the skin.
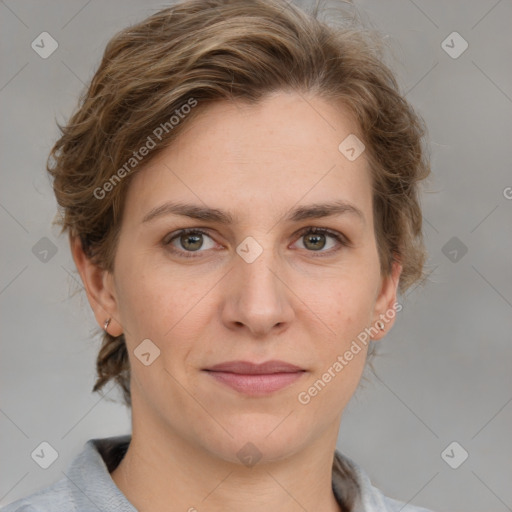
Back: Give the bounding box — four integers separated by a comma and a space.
72, 90, 401, 512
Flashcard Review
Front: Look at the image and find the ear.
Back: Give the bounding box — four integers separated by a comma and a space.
370, 259, 402, 341
70, 234, 123, 337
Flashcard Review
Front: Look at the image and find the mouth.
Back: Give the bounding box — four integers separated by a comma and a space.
202, 360, 306, 395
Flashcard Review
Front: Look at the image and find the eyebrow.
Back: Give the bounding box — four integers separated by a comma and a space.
142, 199, 365, 225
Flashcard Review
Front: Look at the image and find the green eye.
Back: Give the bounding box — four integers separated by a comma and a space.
302, 231, 328, 250
176, 232, 205, 251
163, 228, 216, 257
162, 226, 349, 259
293, 227, 348, 255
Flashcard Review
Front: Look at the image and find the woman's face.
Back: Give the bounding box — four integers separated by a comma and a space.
94, 91, 400, 463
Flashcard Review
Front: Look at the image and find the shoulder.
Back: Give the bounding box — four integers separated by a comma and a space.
364, 486, 437, 512
1, 435, 132, 512
333, 450, 437, 512
0, 477, 73, 512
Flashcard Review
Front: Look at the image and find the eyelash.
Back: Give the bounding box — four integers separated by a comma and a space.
162, 226, 349, 259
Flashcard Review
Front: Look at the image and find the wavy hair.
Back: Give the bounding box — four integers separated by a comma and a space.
47, 0, 431, 434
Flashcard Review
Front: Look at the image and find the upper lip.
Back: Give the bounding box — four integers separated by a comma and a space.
204, 360, 305, 374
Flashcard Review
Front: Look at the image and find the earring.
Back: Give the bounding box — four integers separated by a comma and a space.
103, 318, 111, 332
376, 320, 385, 331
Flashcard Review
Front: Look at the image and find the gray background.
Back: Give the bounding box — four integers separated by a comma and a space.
1, 1, 511, 511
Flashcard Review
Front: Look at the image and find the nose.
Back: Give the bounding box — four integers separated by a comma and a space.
220, 244, 295, 338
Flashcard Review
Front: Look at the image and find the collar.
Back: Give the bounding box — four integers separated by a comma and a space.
66, 435, 414, 512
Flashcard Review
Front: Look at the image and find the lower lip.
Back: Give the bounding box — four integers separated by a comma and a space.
205, 371, 305, 395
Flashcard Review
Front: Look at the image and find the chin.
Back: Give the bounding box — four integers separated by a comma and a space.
194, 413, 314, 466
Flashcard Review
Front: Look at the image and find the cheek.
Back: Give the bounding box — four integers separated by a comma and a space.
114, 254, 203, 333
313, 268, 378, 338
335, 286, 374, 332
114, 260, 217, 381
300, 282, 375, 408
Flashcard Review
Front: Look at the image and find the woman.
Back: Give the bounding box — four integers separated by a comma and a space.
2, 0, 434, 510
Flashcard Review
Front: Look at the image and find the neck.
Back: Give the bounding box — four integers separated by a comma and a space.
111, 411, 343, 512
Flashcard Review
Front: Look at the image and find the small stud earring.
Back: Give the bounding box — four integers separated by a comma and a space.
376, 321, 385, 331
103, 318, 111, 332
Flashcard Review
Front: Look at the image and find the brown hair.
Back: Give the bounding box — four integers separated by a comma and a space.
47, 0, 430, 421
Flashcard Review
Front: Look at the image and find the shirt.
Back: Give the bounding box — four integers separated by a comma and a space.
1, 435, 435, 512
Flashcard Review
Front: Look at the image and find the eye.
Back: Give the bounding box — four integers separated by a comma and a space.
162, 226, 349, 259
292, 226, 348, 255
163, 228, 218, 258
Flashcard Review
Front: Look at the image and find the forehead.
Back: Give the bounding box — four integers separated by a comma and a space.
125, 91, 373, 225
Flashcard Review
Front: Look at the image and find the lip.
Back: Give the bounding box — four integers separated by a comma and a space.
206, 360, 304, 374
203, 360, 306, 395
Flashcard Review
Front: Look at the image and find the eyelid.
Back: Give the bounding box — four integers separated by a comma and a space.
293, 226, 351, 247
162, 227, 212, 246
290, 226, 351, 257
162, 227, 218, 251
162, 226, 350, 258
